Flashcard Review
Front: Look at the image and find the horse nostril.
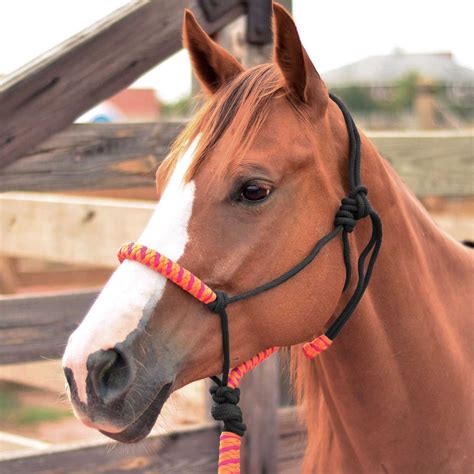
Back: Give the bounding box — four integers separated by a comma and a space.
64, 366, 74, 390
87, 349, 134, 404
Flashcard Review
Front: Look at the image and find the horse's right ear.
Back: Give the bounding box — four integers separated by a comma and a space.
183, 10, 244, 95
272, 3, 328, 116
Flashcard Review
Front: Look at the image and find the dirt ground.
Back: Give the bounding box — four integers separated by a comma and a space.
0, 370, 206, 454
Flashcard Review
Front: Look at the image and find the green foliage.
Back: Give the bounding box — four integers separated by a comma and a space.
331, 85, 378, 113
332, 72, 422, 113
15, 407, 71, 425
448, 100, 474, 120
391, 71, 420, 111
162, 95, 193, 118
0, 387, 71, 427
0, 390, 18, 412
331, 72, 472, 122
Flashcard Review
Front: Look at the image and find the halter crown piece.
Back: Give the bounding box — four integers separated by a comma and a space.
117, 94, 382, 473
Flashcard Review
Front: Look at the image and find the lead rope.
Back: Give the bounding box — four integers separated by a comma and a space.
117, 94, 382, 473
210, 347, 277, 473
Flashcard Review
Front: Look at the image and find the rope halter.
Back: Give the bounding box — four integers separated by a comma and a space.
116, 94, 382, 473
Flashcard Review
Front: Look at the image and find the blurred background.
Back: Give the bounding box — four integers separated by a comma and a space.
0, 0, 472, 472
1, 0, 473, 125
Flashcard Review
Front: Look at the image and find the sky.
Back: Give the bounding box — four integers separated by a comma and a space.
0, 0, 472, 103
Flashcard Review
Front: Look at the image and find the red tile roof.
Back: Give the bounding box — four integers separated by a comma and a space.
106, 88, 161, 120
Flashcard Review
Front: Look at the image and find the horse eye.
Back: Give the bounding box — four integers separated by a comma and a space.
240, 183, 271, 203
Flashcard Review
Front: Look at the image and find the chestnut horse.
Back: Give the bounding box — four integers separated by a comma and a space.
63, 4, 473, 472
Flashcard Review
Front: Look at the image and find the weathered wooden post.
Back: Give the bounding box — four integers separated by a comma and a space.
414, 77, 438, 130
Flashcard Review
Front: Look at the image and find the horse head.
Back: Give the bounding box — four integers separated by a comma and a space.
63, 4, 353, 443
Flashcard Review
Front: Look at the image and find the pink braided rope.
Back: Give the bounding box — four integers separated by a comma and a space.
302, 334, 332, 359
227, 347, 278, 389
217, 347, 278, 473
118, 242, 216, 304
217, 432, 242, 473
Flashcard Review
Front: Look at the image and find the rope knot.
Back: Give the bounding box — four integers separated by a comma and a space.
206, 290, 230, 314
209, 385, 246, 436
334, 185, 369, 232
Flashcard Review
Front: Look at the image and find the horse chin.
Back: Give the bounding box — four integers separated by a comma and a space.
100, 382, 172, 443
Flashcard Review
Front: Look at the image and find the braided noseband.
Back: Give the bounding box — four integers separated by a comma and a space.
117, 94, 382, 473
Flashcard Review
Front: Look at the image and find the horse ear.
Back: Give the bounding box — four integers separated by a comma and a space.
183, 10, 244, 95
272, 3, 328, 115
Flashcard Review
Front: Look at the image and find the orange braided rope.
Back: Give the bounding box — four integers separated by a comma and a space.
227, 347, 278, 390
118, 242, 216, 304
117, 242, 330, 472
302, 334, 333, 359
217, 432, 242, 473
218, 347, 278, 473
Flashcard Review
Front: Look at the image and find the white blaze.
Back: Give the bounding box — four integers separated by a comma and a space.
63, 136, 200, 403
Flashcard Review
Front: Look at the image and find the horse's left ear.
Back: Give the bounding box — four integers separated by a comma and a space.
183, 9, 244, 95
273, 3, 328, 116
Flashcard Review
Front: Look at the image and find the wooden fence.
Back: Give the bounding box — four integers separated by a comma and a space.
0, 408, 304, 474
0, 0, 472, 472
0, 1, 299, 472
0, 128, 472, 472
0, 124, 472, 196
0, 0, 245, 166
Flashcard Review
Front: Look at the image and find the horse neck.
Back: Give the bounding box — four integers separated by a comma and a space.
295, 130, 474, 471
348, 131, 473, 347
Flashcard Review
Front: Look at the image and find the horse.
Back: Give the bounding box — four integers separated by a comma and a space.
63, 4, 474, 472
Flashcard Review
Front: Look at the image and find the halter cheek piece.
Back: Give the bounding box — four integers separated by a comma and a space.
117, 94, 382, 473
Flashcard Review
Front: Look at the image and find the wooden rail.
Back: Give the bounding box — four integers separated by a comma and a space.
0, 0, 245, 167
0, 193, 154, 268
0, 407, 304, 473
368, 131, 473, 197
1, 124, 472, 197
0, 123, 180, 192
0, 2, 302, 472
1, 190, 473, 277
0, 289, 98, 364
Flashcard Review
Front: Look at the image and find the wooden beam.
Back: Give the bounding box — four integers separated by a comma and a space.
0, 193, 154, 268
368, 131, 474, 198
0, 257, 19, 293
0, 122, 183, 192
1, 191, 473, 278
0, 124, 471, 197
277, 407, 305, 474
0, 408, 304, 472
0, 290, 99, 364
0, 359, 70, 392
0, 422, 220, 473
239, 353, 280, 473
428, 214, 474, 242
0, 0, 245, 167
0, 432, 50, 451
14, 267, 112, 291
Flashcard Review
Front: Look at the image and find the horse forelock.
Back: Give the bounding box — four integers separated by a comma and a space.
156, 63, 314, 192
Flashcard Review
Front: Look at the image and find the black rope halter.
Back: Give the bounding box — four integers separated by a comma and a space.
206, 94, 383, 435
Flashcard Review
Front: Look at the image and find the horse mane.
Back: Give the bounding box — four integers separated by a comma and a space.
289, 346, 324, 468
157, 63, 310, 188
